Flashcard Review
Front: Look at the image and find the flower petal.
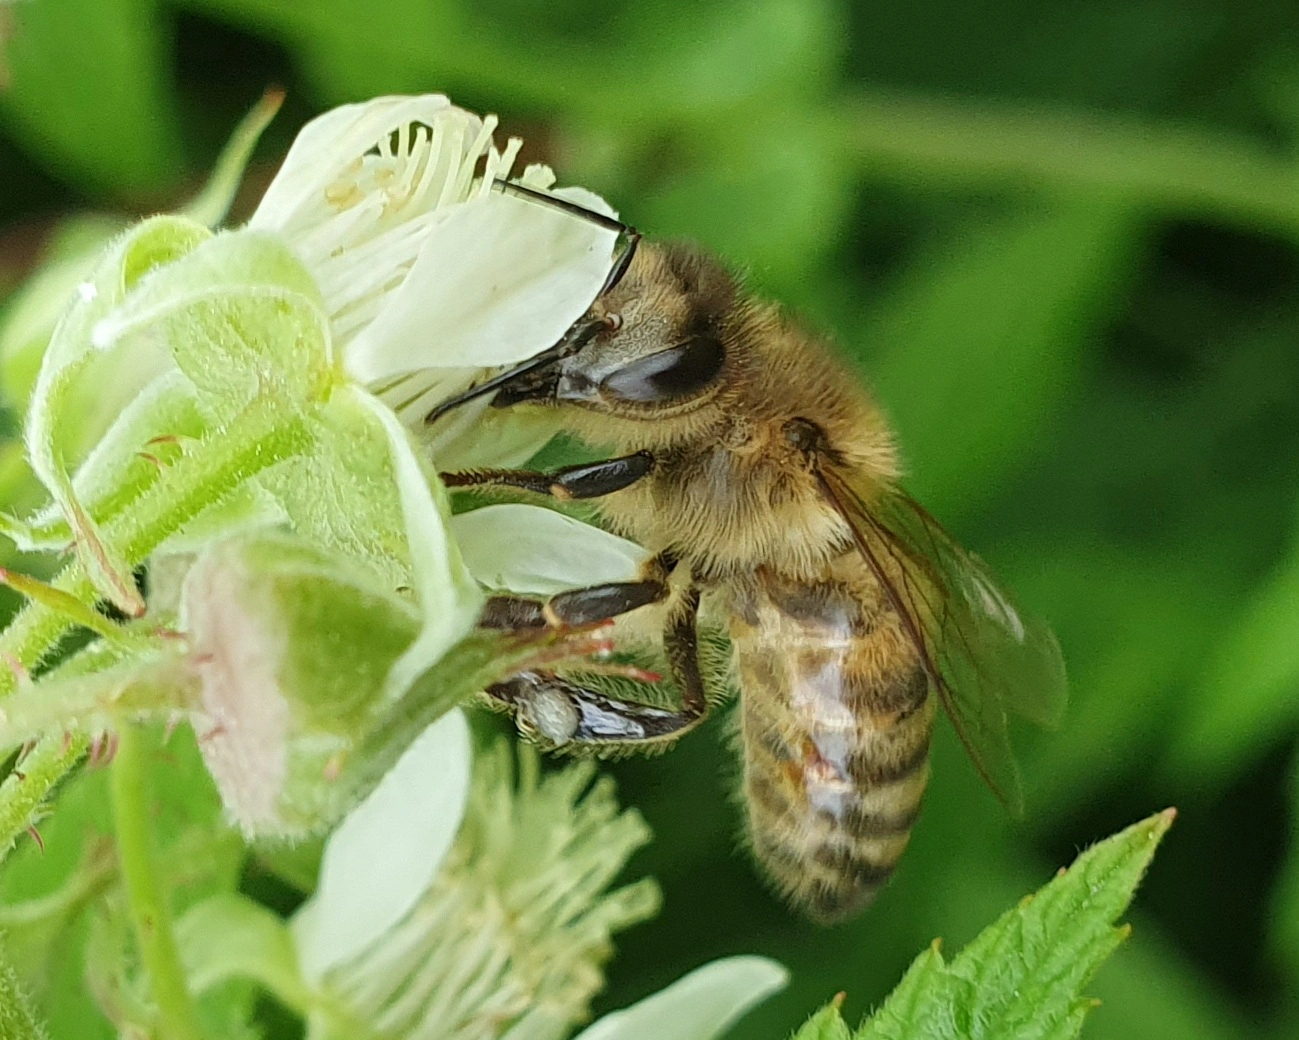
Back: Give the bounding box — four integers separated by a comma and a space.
291, 708, 472, 982
569, 956, 789, 1040
342, 185, 617, 383
248, 94, 459, 239
452, 504, 650, 595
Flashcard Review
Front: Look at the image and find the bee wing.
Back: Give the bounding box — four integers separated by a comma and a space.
817, 464, 1067, 816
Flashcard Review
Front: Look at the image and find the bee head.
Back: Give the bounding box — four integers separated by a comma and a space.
488, 242, 735, 419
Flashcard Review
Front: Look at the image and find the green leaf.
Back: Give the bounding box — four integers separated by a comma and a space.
849, 810, 1173, 1040
1, 0, 183, 193
791, 1001, 853, 1040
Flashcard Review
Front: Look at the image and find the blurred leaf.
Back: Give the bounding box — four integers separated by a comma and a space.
1083, 926, 1265, 1040
1007, 540, 1228, 811
1269, 750, 1299, 992
846, 0, 1221, 113
638, 112, 853, 300
862, 195, 1137, 520
0, 726, 244, 1035
1, 0, 183, 195
1167, 515, 1299, 785
176, 893, 312, 1011
0, 215, 128, 413
792, 811, 1171, 1040
185, 0, 839, 121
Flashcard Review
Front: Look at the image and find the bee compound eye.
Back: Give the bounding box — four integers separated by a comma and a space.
599, 331, 725, 404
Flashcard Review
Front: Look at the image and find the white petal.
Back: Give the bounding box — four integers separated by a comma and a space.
571, 957, 789, 1040
290, 709, 472, 982
451, 504, 649, 595
249, 95, 459, 237
342, 186, 617, 383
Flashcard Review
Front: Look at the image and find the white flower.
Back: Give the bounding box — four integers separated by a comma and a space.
289, 711, 788, 1040
248, 94, 618, 461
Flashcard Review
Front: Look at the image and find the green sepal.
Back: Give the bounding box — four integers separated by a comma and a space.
24, 215, 213, 614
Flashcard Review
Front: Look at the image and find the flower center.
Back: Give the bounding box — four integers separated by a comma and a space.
308, 111, 523, 347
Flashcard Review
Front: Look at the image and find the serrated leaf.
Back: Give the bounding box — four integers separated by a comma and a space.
791, 1002, 853, 1040
858, 810, 1173, 1040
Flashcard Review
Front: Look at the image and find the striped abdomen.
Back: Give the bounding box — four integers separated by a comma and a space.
731, 567, 935, 922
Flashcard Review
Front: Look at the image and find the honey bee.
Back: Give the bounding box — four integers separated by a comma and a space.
428, 182, 1067, 922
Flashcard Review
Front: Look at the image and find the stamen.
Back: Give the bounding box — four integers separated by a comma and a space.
453, 114, 498, 202
436, 122, 467, 210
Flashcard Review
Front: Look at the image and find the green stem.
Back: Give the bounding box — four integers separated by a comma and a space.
838, 90, 1299, 233
111, 725, 204, 1040
0, 733, 88, 859
0, 403, 312, 858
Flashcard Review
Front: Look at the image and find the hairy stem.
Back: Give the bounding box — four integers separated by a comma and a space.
111, 725, 204, 1040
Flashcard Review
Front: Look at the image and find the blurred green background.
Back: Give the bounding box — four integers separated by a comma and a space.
3, 0, 1299, 1038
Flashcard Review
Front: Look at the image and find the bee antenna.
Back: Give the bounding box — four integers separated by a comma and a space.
425, 182, 642, 427
493, 178, 641, 297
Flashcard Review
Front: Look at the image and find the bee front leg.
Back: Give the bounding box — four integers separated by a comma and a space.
442, 451, 654, 501
484, 585, 710, 751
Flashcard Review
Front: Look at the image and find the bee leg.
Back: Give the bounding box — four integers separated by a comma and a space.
479, 579, 668, 630
441, 451, 654, 501
485, 672, 700, 747
478, 551, 674, 631
483, 584, 710, 750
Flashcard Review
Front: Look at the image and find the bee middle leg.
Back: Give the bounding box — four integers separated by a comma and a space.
484, 585, 709, 750
477, 548, 675, 632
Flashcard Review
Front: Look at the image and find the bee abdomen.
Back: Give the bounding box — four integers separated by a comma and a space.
745, 724, 931, 921
739, 646, 935, 922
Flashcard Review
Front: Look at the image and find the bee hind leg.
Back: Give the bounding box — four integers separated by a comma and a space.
484, 672, 705, 748
485, 584, 710, 750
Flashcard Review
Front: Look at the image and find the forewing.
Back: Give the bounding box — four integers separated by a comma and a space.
817, 465, 1067, 816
